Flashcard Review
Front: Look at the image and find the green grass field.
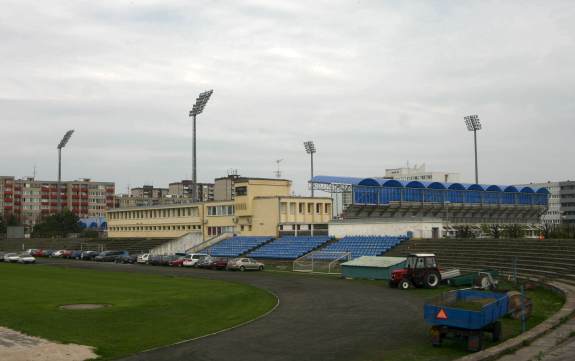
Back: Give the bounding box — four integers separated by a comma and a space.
0, 263, 277, 360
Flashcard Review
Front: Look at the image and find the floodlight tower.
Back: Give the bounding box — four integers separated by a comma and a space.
57, 130, 74, 213
464, 115, 482, 184
304, 141, 316, 197
189, 89, 214, 202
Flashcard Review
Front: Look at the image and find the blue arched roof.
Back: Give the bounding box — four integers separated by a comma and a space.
358, 178, 380, 186
520, 186, 535, 193
428, 182, 447, 190
405, 181, 426, 188
536, 188, 550, 195
466, 184, 485, 191
486, 185, 502, 192
447, 183, 465, 190
504, 186, 519, 193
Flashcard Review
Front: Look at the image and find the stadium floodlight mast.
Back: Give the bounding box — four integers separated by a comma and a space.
464, 114, 482, 184
57, 130, 74, 213
189, 89, 214, 202
304, 141, 317, 197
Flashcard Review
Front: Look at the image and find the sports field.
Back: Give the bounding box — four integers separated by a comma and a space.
0, 263, 277, 360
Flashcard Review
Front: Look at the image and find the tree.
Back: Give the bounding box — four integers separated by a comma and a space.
503, 224, 525, 239
32, 210, 82, 237
455, 225, 475, 239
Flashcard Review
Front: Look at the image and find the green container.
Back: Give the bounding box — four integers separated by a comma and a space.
341, 257, 406, 280
448, 269, 499, 286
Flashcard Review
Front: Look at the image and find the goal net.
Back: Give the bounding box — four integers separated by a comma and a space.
293, 250, 352, 274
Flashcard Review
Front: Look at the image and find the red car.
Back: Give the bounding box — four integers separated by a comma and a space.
168, 256, 186, 267
32, 249, 44, 257
211, 257, 229, 270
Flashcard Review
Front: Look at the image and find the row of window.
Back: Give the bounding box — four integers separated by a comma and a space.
109, 207, 199, 220
207, 226, 235, 236
110, 224, 201, 232
280, 202, 331, 215
207, 205, 234, 216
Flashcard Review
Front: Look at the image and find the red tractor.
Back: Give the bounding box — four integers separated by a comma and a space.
389, 253, 442, 290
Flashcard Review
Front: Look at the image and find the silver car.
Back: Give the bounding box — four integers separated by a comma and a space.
227, 258, 264, 272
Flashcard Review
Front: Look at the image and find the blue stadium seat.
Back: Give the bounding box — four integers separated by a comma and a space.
248, 236, 331, 260
204, 236, 273, 257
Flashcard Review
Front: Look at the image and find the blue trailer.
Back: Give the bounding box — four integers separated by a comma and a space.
424, 289, 509, 351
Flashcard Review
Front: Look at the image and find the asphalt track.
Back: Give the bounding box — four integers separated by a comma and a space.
39, 259, 429, 361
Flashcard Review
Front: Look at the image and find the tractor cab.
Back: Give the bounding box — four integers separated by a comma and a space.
389, 253, 441, 290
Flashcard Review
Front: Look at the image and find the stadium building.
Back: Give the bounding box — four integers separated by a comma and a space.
312, 176, 549, 239
107, 177, 332, 240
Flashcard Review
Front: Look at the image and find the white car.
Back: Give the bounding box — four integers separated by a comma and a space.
137, 253, 151, 264
17, 254, 36, 264
182, 253, 208, 267
51, 250, 66, 257
3, 253, 18, 262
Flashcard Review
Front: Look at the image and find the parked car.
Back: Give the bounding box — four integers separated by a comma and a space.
41, 249, 54, 257
81, 250, 99, 260
0, 252, 5, 261
4, 253, 20, 263
17, 254, 36, 264
148, 255, 165, 266
115, 254, 137, 264
31, 249, 44, 257
169, 256, 187, 267
68, 250, 83, 259
94, 250, 128, 262
182, 253, 209, 267
51, 250, 67, 258
197, 256, 215, 269
227, 258, 264, 271
137, 253, 151, 264
25, 249, 38, 255
211, 257, 230, 270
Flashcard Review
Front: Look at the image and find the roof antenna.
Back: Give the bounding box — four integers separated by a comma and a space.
275, 159, 283, 178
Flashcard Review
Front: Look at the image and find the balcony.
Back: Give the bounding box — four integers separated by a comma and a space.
4, 198, 12, 203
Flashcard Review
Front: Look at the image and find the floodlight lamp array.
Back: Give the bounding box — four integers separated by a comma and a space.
304, 141, 316, 154
189, 89, 214, 116
464, 115, 482, 131
57, 130, 75, 149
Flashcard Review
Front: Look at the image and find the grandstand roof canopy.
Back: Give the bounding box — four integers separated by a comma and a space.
312, 175, 550, 194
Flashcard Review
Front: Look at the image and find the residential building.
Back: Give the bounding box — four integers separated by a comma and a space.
168, 180, 214, 201
0, 176, 114, 228
518, 181, 575, 225
107, 177, 332, 239
130, 185, 169, 198
384, 164, 460, 183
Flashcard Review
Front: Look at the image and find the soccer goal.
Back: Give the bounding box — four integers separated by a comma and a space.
293, 250, 351, 274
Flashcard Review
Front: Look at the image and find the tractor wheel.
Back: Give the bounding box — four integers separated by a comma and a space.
467, 333, 483, 352
399, 280, 411, 290
424, 271, 441, 288
492, 321, 502, 342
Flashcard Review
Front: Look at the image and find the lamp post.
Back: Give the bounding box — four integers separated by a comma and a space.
57, 130, 74, 213
304, 141, 316, 197
464, 115, 482, 184
189, 89, 214, 202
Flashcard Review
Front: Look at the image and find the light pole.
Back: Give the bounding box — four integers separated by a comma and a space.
189, 89, 213, 202
304, 141, 316, 197
464, 115, 482, 184
57, 130, 74, 213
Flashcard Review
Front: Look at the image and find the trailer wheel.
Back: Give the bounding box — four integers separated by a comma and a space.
430, 327, 442, 347
467, 333, 483, 352
425, 271, 441, 288
492, 321, 502, 342
399, 280, 410, 290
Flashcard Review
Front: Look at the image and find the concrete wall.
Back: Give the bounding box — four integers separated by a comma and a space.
329, 219, 443, 239
150, 231, 203, 255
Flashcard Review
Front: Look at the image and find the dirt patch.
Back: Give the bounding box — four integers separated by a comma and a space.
0, 326, 97, 361
59, 304, 111, 310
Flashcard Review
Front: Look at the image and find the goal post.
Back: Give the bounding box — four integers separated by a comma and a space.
293, 250, 352, 274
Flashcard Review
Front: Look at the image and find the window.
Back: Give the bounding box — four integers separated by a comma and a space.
298, 203, 304, 214
235, 186, 247, 196
307, 203, 313, 214
316, 203, 321, 214
325, 203, 330, 214
290, 202, 296, 215
280, 203, 287, 214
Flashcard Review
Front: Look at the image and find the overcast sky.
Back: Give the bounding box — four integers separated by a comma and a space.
1, 0, 574, 195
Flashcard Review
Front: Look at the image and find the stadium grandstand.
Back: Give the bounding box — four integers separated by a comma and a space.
313, 235, 405, 259
311, 175, 549, 238
204, 236, 272, 257
248, 236, 331, 260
